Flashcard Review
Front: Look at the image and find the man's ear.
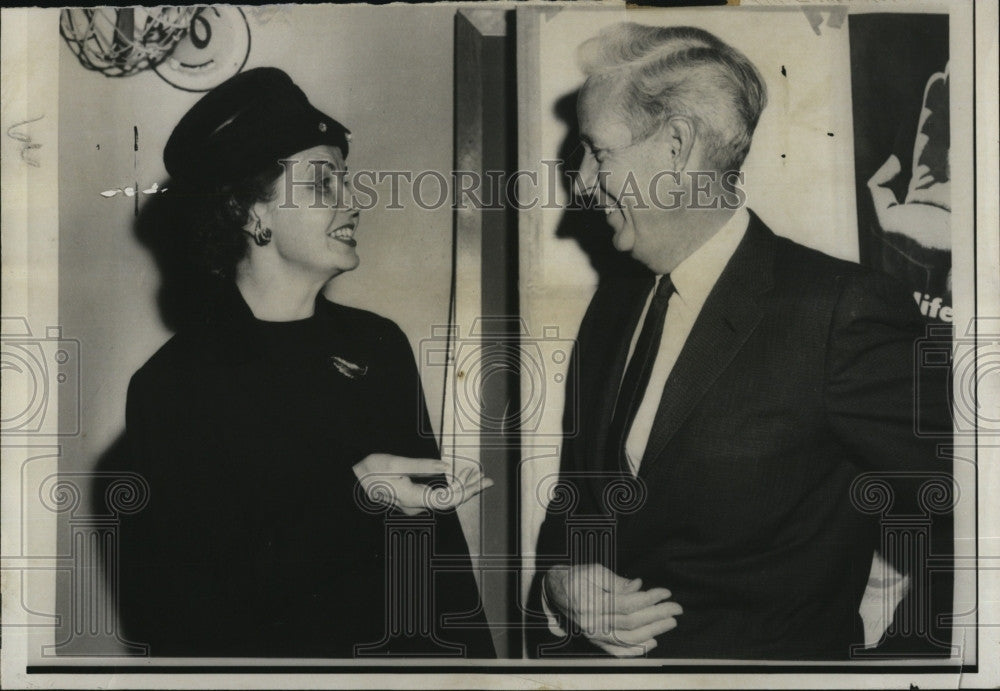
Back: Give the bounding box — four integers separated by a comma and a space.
661, 116, 696, 171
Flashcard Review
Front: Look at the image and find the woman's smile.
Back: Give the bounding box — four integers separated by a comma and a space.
328, 220, 358, 247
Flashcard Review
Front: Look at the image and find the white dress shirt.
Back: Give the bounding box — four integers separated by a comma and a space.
622, 207, 749, 474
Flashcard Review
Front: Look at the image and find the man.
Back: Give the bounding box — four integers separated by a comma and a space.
528, 23, 952, 660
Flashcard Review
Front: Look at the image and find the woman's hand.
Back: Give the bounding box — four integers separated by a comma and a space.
353, 453, 494, 515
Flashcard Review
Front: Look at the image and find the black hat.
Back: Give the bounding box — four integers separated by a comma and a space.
164, 67, 351, 186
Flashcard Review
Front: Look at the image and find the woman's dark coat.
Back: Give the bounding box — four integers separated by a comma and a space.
115, 282, 495, 658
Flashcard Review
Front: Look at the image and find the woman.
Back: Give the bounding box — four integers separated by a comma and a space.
116, 67, 495, 658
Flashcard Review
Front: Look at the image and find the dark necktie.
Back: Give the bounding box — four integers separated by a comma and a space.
607, 275, 675, 472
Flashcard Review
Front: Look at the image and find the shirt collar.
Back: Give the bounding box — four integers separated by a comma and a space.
667, 207, 749, 310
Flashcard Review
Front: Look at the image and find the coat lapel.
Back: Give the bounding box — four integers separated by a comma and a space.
584, 274, 653, 480
638, 213, 776, 475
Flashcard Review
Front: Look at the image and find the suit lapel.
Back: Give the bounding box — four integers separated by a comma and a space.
584, 274, 653, 482
638, 213, 775, 475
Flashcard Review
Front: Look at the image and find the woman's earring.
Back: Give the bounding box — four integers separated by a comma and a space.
252, 217, 272, 246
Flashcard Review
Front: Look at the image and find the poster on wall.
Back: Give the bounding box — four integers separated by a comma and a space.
850, 13, 952, 323
847, 12, 956, 659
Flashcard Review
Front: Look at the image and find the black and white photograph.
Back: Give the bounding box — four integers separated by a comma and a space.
0, 1, 996, 688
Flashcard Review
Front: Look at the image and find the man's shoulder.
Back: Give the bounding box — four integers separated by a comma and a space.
753, 213, 919, 324
761, 223, 866, 282
752, 214, 882, 297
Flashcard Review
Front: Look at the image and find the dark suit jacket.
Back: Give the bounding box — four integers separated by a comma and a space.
528, 211, 952, 660
114, 282, 495, 658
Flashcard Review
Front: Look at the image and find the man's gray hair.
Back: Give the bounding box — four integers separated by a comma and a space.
578, 23, 767, 172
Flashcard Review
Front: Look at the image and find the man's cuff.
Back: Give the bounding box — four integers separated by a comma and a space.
541, 574, 568, 638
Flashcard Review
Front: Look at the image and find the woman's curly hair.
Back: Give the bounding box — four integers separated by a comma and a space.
167, 163, 284, 279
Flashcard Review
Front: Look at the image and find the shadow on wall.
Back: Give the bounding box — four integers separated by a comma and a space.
132, 183, 230, 333
83, 182, 224, 656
